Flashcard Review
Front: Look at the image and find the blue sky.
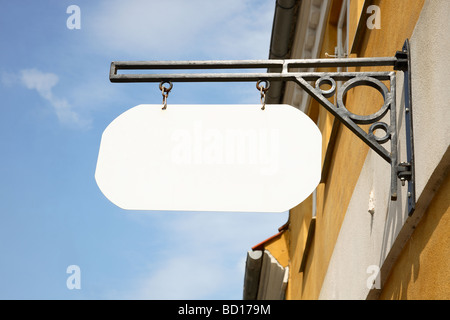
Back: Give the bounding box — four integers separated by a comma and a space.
0, 0, 288, 299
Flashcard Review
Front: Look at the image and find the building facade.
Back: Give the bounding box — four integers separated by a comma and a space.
243, 0, 449, 300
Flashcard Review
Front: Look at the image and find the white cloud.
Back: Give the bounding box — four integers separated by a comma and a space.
81, 0, 281, 299
122, 211, 288, 299
133, 255, 228, 300
19, 69, 91, 129
89, 0, 274, 59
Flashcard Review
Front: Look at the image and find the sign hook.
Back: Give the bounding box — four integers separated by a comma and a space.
159, 81, 173, 110
256, 80, 270, 110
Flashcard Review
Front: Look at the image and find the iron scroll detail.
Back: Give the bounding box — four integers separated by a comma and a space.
293, 72, 399, 201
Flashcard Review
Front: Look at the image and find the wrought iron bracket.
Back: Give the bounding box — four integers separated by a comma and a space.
109, 39, 416, 215
399, 39, 415, 215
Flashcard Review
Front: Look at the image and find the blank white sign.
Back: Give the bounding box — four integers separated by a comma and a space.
95, 104, 321, 213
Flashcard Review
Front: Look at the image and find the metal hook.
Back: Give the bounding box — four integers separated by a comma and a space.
159, 81, 173, 110
256, 80, 270, 110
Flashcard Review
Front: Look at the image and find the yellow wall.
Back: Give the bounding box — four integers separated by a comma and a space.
262, 0, 448, 300
380, 173, 450, 300
262, 232, 290, 269
285, 192, 313, 299
282, 0, 425, 300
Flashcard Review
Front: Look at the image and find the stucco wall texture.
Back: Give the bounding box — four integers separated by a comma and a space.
268, 0, 448, 300
380, 173, 450, 299
319, 0, 449, 300
379, 0, 450, 299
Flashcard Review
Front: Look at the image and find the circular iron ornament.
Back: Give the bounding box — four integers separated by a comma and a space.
159, 81, 173, 92
315, 76, 336, 98
368, 122, 391, 144
337, 77, 391, 125
256, 79, 270, 91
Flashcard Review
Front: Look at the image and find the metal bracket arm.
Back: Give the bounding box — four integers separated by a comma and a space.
110, 57, 398, 83
109, 40, 415, 215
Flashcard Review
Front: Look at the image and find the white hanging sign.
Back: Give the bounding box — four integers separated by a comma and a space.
95, 104, 322, 213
